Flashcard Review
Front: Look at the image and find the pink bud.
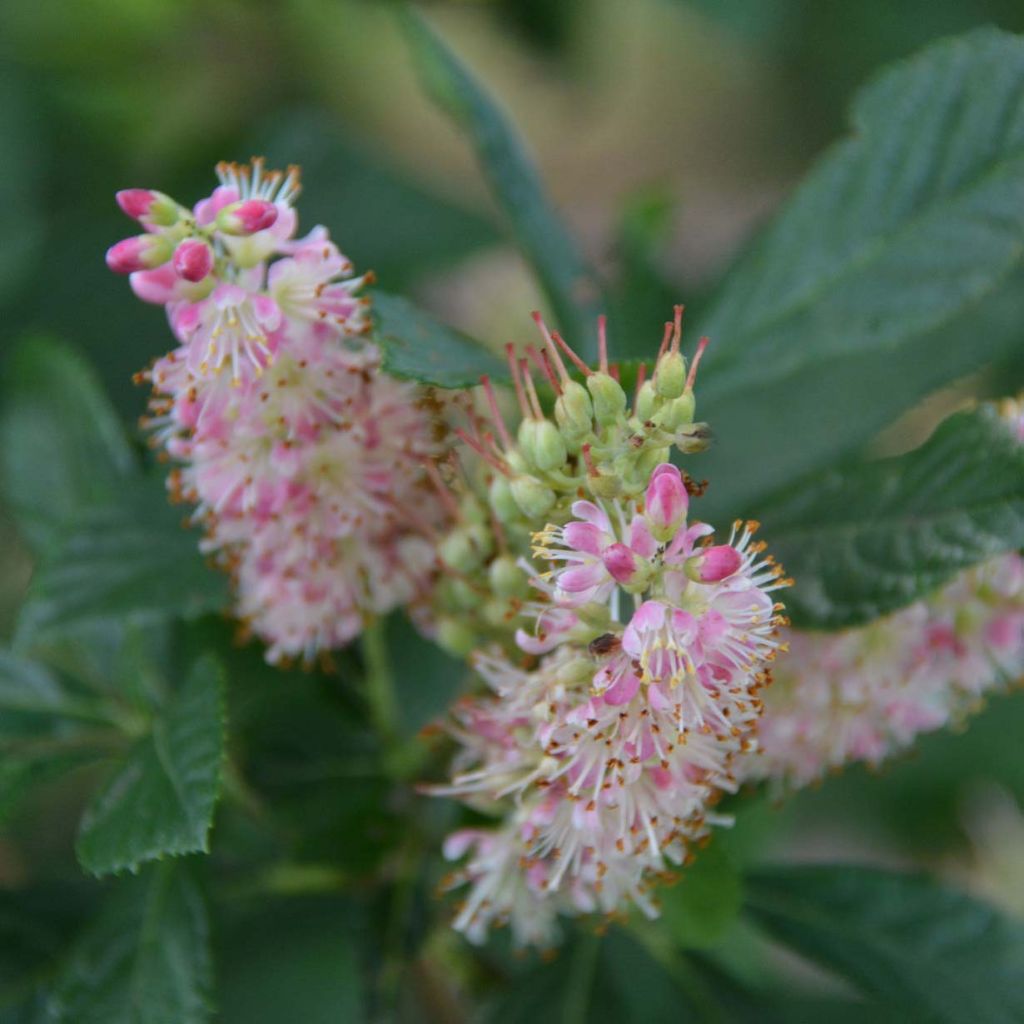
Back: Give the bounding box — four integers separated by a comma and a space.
602, 543, 651, 589
645, 463, 688, 541
216, 199, 278, 235
687, 544, 741, 583
172, 238, 214, 282
116, 189, 179, 226
105, 234, 173, 274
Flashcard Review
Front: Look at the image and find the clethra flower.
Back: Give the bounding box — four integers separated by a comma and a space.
109, 158, 448, 662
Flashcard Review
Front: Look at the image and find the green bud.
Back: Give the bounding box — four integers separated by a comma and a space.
516, 418, 539, 467
448, 578, 481, 612
554, 381, 593, 440
553, 656, 595, 687
676, 421, 712, 453
149, 193, 182, 228
588, 470, 621, 500
532, 419, 568, 472
635, 444, 671, 482
482, 598, 514, 629
439, 529, 483, 574
635, 379, 659, 422
459, 494, 488, 526
436, 618, 478, 657
488, 554, 528, 598
654, 389, 696, 432
586, 372, 627, 426
655, 351, 687, 399
488, 475, 521, 523
510, 475, 556, 518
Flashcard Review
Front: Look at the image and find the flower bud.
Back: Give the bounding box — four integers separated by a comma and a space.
635, 379, 659, 422
645, 463, 688, 541
554, 381, 593, 440
488, 475, 521, 523
602, 543, 653, 591
171, 238, 214, 282
116, 189, 180, 227
676, 421, 712, 454
489, 555, 528, 598
653, 390, 696, 432
553, 655, 595, 687
105, 234, 174, 274
440, 527, 487, 573
686, 544, 741, 583
510, 475, 556, 518
655, 350, 686, 399
437, 617, 478, 657
532, 419, 568, 472
588, 469, 622, 500
215, 199, 279, 236
586, 372, 627, 427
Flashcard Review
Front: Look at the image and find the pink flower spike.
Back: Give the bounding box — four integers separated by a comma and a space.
105, 234, 173, 274
172, 238, 214, 282
216, 198, 279, 235
688, 544, 741, 583
645, 462, 688, 541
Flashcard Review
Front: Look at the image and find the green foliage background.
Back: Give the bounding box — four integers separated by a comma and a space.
3, 1, 1024, 1020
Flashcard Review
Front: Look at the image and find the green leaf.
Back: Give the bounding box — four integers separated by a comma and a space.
76, 654, 225, 876
402, 9, 604, 359
44, 862, 213, 1024
0, 648, 107, 724
373, 290, 508, 388
15, 476, 228, 644
760, 406, 1024, 628
0, 336, 136, 552
746, 864, 1024, 1024
659, 842, 743, 949
694, 28, 1024, 515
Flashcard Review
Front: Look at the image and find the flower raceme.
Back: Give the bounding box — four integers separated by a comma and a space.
427, 313, 790, 947
107, 159, 445, 662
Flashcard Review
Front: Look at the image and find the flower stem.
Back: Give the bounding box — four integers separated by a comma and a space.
363, 617, 399, 745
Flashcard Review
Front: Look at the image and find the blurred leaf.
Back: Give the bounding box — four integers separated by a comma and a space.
402, 9, 604, 359
659, 842, 743, 949
217, 896, 364, 1024
695, 28, 1024, 515
44, 861, 212, 1024
15, 476, 228, 644
486, 929, 701, 1023
746, 864, 1024, 1023
76, 654, 225, 876
373, 290, 507, 387
0, 337, 136, 552
0, 648, 111, 725
260, 109, 497, 289
761, 406, 1024, 628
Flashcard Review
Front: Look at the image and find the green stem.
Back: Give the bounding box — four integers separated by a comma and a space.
363, 618, 398, 744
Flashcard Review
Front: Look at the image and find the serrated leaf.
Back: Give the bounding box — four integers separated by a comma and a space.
746, 864, 1024, 1024
76, 655, 225, 876
402, 9, 604, 359
0, 337, 137, 552
760, 406, 1024, 628
373, 291, 507, 388
694, 28, 1024, 515
15, 477, 228, 644
44, 862, 213, 1024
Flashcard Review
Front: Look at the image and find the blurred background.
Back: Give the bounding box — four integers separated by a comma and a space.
3, 0, 1024, 1011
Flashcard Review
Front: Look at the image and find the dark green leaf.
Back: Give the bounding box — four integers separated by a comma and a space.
760, 406, 1024, 628
76, 655, 225, 876
0, 337, 136, 552
746, 863, 1024, 1023
15, 477, 228, 644
659, 841, 743, 949
695, 29, 1024, 515
373, 290, 507, 388
402, 9, 604, 359
44, 862, 213, 1024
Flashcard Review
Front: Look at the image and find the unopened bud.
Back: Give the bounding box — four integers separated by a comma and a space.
532, 419, 568, 472
686, 544, 741, 583
635, 379, 659, 422
588, 470, 622, 500
440, 527, 487, 573
554, 380, 593, 440
116, 189, 180, 227
437, 617, 478, 657
676, 421, 712, 454
602, 542, 653, 591
645, 463, 688, 541
488, 555, 528, 598
510, 475, 556, 518
586, 372, 627, 426
488, 475, 521, 523
655, 350, 686, 399
105, 234, 174, 274
216, 199, 279, 236
172, 238, 214, 282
